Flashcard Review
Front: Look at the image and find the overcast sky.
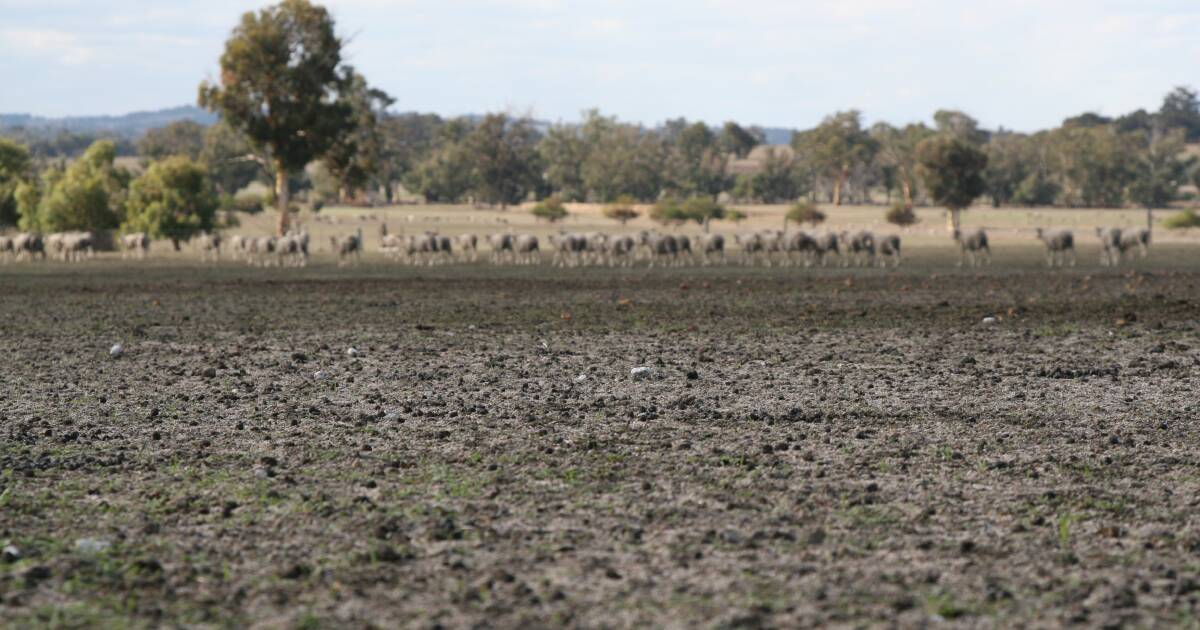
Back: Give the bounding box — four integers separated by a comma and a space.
1, 0, 1197, 131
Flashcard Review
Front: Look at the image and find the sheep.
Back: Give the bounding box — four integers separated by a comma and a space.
697, 233, 725, 266
877, 234, 901, 268
784, 231, 820, 267
586, 232, 611, 266
121, 232, 150, 260
675, 235, 693, 265
1035, 228, 1075, 267
952, 228, 990, 267
638, 231, 678, 267
194, 232, 222, 262
12, 232, 44, 261
512, 234, 540, 265
380, 233, 405, 260
550, 232, 588, 267
330, 229, 363, 265
1118, 228, 1150, 260
842, 231, 876, 266
456, 234, 479, 262
734, 232, 764, 266
435, 234, 454, 263
815, 232, 841, 266
758, 230, 786, 267
47, 231, 93, 262
226, 235, 246, 261
609, 234, 637, 267
1096, 227, 1122, 266
248, 236, 277, 266
488, 233, 514, 264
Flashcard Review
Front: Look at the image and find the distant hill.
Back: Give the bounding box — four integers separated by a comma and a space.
0, 106, 216, 138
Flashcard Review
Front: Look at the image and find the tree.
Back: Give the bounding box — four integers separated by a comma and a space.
794, 111, 875, 206
19, 140, 130, 232
933, 109, 987, 144
1159, 86, 1200, 142
1128, 127, 1193, 232
405, 140, 475, 203
871, 122, 933, 210
668, 121, 729, 199
603, 195, 639, 225
0, 138, 32, 226
198, 0, 354, 235
651, 196, 726, 229
463, 113, 542, 208
718, 121, 759, 158
786, 200, 826, 228
982, 131, 1028, 207
199, 121, 262, 195
530, 195, 567, 222
917, 136, 987, 232
578, 111, 667, 202
377, 112, 444, 201
123, 156, 220, 249
1050, 125, 1134, 207
323, 70, 394, 204
137, 121, 206, 160
539, 125, 587, 201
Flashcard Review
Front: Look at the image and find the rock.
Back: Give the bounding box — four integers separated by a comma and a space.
346, 347, 360, 357
575, 374, 587, 382
202, 367, 217, 378
2, 545, 19, 562
630, 367, 652, 380
314, 370, 329, 380
75, 538, 111, 554
109, 344, 124, 358
981, 316, 997, 325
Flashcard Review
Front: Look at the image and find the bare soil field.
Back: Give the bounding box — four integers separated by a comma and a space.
3, 249, 1200, 627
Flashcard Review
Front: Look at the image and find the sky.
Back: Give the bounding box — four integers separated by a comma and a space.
1, 0, 1198, 132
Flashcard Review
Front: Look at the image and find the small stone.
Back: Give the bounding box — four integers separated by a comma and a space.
75, 538, 111, 554
314, 370, 328, 380
2, 545, 20, 562
575, 374, 587, 382
346, 347, 360, 357
630, 367, 652, 380
202, 367, 217, 378
981, 316, 997, 325
109, 344, 124, 358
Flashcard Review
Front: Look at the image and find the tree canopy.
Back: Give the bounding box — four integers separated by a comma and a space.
123, 156, 219, 246
199, 0, 356, 233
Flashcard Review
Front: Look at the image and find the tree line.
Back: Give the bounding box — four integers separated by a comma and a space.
2, 0, 1199, 240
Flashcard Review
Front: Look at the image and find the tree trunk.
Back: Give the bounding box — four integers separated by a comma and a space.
1146, 208, 1153, 234
946, 208, 960, 233
275, 165, 290, 236
832, 165, 847, 206
901, 178, 913, 210
172, 238, 181, 252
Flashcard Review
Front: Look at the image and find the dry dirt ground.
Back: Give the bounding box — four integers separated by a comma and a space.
3, 249, 1200, 628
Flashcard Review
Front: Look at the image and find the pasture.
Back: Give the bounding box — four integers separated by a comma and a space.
2, 235, 1200, 627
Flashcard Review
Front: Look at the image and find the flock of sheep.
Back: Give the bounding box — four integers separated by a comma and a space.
0, 224, 1155, 268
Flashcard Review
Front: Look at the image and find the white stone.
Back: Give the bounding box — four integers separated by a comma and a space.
630, 367, 652, 380
75, 538, 111, 554
109, 344, 124, 358
981, 316, 997, 325
346, 347, 360, 357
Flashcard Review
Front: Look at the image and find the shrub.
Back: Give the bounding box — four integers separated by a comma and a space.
231, 192, 266, 214
650, 196, 727, 226
1164, 209, 1200, 230
725, 208, 747, 223
786, 200, 825, 227
603, 195, 639, 225
530, 195, 568, 222
885, 202, 918, 227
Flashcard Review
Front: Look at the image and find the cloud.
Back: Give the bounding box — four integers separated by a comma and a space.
0, 28, 93, 64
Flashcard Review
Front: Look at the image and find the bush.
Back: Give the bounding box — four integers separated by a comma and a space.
530, 195, 568, 222
650, 196, 726, 226
786, 201, 825, 227
1164, 209, 1200, 230
231, 192, 266, 214
603, 195, 639, 225
725, 208, 747, 223
885, 203, 918, 227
